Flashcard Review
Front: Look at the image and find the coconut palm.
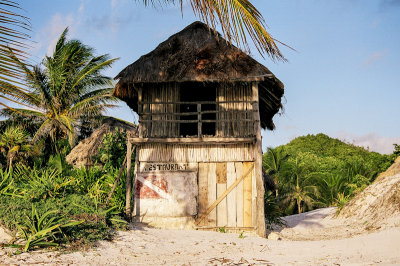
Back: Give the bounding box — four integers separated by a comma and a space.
282, 159, 319, 214
0, 0, 32, 108
140, 0, 287, 60
0, 126, 32, 170
1, 28, 118, 149
263, 147, 289, 196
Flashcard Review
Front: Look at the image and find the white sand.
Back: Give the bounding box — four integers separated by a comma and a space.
1, 207, 400, 265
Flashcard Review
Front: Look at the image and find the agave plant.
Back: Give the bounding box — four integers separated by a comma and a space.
18, 205, 82, 252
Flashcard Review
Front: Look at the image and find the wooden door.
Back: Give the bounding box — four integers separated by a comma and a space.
196, 162, 254, 229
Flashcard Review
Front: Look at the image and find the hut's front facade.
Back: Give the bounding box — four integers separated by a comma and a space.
113, 22, 284, 237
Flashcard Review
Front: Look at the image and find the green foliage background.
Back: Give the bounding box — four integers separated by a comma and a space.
263, 133, 396, 218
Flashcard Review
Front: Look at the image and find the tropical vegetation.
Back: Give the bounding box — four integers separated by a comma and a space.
263, 133, 397, 223
0, 130, 129, 252
0, 21, 127, 252
1, 27, 118, 149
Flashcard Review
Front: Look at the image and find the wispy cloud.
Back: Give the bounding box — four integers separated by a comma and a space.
361, 49, 387, 67
335, 131, 400, 154
84, 0, 137, 33
33, 1, 87, 59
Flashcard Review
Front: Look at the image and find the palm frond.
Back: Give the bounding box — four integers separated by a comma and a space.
139, 0, 288, 60
0, 0, 31, 107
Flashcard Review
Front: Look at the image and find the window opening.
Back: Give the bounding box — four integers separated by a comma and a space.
179, 83, 216, 137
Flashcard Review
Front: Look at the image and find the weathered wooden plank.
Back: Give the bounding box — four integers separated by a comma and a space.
129, 137, 256, 144
243, 162, 253, 227
198, 163, 209, 227
235, 162, 244, 227
227, 162, 237, 227
216, 163, 227, 184
207, 163, 217, 226
216, 163, 227, 227
252, 165, 257, 228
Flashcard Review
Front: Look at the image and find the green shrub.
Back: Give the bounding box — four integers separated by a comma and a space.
93, 127, 127, 168
0, 164, 127, 251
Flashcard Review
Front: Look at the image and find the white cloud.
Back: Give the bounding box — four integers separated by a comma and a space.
334, 131, 400, 154
45, 14, 76, 55
362, 49, 387, 67
32, 1, 88, 59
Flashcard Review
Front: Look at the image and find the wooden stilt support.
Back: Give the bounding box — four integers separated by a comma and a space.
252, 82, 267, 237
126, 141, 133, 221
105, 155, 127, 206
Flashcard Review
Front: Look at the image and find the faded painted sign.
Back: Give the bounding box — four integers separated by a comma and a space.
140, 162, 197, 172
135, 172, 198, 217
135, 174, 169, 199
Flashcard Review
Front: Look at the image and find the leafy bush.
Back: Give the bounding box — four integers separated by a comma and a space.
93, 127, 127, 168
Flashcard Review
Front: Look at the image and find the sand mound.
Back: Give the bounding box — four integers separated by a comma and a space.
376, 156, 400, 181
274, 159, 400, 241
338, 173, 400, 228
66, 117, 137, 168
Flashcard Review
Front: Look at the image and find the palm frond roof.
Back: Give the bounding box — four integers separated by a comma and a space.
114, 21, 284, 130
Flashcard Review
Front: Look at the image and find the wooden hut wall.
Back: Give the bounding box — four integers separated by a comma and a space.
138, 143, 255, 162
139, 82, 256, 138
216, 83, 254, 137
140, 83, 179, 138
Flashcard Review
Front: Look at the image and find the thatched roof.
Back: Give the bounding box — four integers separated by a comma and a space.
66, 117, 137, 168
114, 21, 284, 130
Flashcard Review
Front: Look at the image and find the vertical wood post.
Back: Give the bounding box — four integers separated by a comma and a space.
126, 140, 133, 221
197, 103, 202, 137
138, 87, 143, 138
252, 82, 266, 237
132, 143, 139, 218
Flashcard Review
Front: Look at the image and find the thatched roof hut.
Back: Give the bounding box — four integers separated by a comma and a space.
112, 22, 284, 237
113, 21, 284, 130
66, 117, 137, 168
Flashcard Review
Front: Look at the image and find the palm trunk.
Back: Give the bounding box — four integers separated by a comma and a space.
297, 200, 301, 214
7, 155, 13, 172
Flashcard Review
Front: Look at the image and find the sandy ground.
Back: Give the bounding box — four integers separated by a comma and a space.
1, 207, 400, 265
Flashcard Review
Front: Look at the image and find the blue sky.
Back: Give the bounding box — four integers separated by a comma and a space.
21, 0, 400, 154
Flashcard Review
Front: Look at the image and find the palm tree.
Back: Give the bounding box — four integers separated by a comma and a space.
319, 173, 348, 207
282, 159, 319, 214
1, 28, 118, 149
140, 0, 287, 61
0, 126, 32, 170
263, 147, 289, 196
0, 0, 32, 108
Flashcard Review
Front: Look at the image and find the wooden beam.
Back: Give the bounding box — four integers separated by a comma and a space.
125, 141, 133, 221
128, 137, 256, 144
138, 100, 257, 105
197, 103, 202, 137
105, 154, 127, 206
252, 82, 266, 237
